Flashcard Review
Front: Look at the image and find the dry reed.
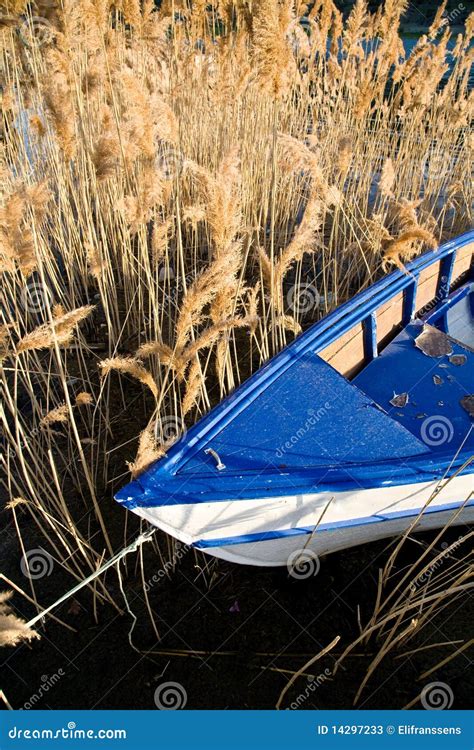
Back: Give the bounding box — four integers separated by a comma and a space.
0, 0, 472, 643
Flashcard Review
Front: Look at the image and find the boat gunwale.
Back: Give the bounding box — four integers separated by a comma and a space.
117, 449, 473, 507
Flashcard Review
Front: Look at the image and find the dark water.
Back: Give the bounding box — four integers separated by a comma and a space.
1, 501, 472, 710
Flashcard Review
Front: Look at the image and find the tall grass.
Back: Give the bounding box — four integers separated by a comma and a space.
1, 0, 473, 602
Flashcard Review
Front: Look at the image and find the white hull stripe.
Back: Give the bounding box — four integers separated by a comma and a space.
193, 499, 474, 549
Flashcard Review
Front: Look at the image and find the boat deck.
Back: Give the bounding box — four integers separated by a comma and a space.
175, 346, 430, 476
353, 314, 474, 453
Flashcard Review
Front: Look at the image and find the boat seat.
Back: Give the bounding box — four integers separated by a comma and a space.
352, 321, 474, 452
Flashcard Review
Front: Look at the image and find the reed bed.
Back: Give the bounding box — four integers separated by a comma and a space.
275, 499, 473, 708
0, 0, 473, 639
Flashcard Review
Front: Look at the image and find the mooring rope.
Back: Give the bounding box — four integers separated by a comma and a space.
26, 528, 156, 629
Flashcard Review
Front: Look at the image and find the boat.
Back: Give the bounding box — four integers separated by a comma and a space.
116, 230, 474, 567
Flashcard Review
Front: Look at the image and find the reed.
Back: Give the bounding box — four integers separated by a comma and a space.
332, 485, 474, 706
0, 591, 39, 647
0, 1, 472, 627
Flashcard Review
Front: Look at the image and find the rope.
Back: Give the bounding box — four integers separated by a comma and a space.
116, 561, 140, 653
26, 528, 156, 629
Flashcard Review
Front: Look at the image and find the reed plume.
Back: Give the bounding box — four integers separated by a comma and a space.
75, 392, 94, 406
379, 158, 395, 198
259, 195, 323, 318
86, 244, 106, 280
252, 0, 294, 97
43, 69, 77, 160
382, 228, 438, 272
100, 357, 158, 399
127, 422, 165, 478
92, 134, 120, 182
0, 325, 12, 360
0, 591, 39, 648
40, 404, 70, 429
0, 183, 49, 277
151, 217, 175, 264
174, 248, 242, 354
206, 147, 242, 256
16, 306, 94, 352
181, 358, 203, 417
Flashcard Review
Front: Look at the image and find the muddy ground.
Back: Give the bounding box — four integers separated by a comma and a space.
1, 505, 472, 711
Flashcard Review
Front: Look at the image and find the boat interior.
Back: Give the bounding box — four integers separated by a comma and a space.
324, 237, 474, 456
318, 237, 473, 377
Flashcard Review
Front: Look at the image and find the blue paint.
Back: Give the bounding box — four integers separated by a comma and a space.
116, 457, 473, 508
424, 283, 473, 327
115, 230, 474, 513
177, 351, 428, 477
402, 274, 419, 325
362, 312, 378, 361
353, 321, 474, 450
